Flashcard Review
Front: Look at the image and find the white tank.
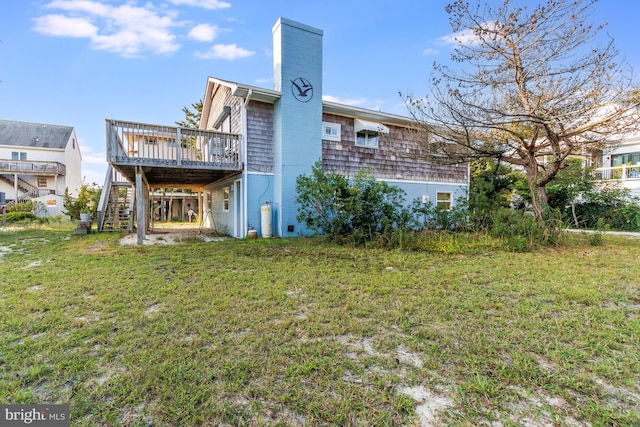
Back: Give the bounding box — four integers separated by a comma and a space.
261, 202, 272, 238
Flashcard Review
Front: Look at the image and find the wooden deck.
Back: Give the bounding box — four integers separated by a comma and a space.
106, 119, 242, 187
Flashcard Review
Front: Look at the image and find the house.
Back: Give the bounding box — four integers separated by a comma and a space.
0, 119, 83, 216
99, 18, 469, 242
591, 132, 640, 198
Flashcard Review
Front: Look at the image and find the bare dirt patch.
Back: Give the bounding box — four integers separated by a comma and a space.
119, 232, 225, 246
398, 385, 454, 427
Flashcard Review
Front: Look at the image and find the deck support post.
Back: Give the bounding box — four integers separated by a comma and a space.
135, 166, 149, 245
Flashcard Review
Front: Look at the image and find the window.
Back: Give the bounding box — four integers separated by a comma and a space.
223, 187, 230, 211
356, 130, 379, 148
322, 122, 341, 142
37, 177, 48, 188
612, 152, 640, 166
145, 138, 157, 145
11, 152, 27, 160
436, 192, 452, 210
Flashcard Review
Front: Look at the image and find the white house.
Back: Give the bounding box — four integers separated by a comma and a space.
0, 119, 83, 215
592, 132, 640, 198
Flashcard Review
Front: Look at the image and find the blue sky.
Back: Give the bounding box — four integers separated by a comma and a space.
2, 0, 640, 184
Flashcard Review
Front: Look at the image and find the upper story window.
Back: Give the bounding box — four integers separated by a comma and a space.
11, 152, 27, 160
322, 122, 341, 142
612, 152, 640, 166
356, 131, 379, 148
354, 119, 389, 149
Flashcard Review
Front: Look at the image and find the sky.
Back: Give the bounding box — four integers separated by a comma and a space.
2, 0, 640, 185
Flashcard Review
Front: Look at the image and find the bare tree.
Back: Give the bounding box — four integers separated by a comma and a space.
405, 0, 639, 224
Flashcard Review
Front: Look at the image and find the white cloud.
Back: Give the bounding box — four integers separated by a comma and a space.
168, 0, 231, 9
253, 77, 271, 85
33, 14, 97, 38
188, 24, 219, 42
46, 0, 111, 16
322, 95, 368, 107
440, 21, 498, 46
77, 143, 108, 185
34, 0, 180, 57
422, 48, 439, 56
195, 44, 254, 60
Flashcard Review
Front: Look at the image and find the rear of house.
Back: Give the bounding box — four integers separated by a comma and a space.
100, 18, 468, 242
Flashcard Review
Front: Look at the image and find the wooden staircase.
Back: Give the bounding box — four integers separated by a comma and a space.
0, 174, 41, 205
97, 165, 134, 231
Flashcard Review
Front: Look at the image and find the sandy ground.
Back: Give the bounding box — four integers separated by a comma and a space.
119, 231, 226, 245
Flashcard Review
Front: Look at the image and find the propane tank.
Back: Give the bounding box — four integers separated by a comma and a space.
261, 202, 272, 238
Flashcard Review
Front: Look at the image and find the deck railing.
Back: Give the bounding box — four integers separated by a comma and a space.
0, 160, 66, 175
106, 119, 241, 169
593, 165, 640, 181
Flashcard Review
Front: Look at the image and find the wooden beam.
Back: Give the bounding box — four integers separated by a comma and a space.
135, 166, 148, 245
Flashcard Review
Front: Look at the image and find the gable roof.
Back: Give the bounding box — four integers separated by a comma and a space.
0, 119, 74, 150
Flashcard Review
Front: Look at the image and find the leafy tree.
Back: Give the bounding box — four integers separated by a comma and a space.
175, 99, 203, 129
63, 182, 101, 220
175, 99, 204, 154
405, 0, 640, 226
467, 158, 519, 229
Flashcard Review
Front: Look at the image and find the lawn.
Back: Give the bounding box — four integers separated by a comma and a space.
0, 226, 639, 426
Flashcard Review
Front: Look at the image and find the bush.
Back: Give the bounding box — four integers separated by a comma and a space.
5, 212, 37, 223
572, 184, 640, 231
296, 161, 412, 244
410, 197, 470, 231
487, 208, 564, 250
63, 183, 101, 220
6, 201, 34, 213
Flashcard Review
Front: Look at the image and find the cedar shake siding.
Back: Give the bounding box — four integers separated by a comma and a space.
246, 100, 275, 173
206, 86, 233, 131
321, 113, 467, 183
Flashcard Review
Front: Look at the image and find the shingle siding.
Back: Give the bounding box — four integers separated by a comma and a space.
246, 101, 274, 173
321, 113, 467, 183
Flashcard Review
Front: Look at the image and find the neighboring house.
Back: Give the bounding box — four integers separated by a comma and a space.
0, 119, 83, 215
100, 18, 469, 242
591, 132, 640, 198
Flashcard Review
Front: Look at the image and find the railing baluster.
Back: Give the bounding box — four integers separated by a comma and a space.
106, 119, 241, 169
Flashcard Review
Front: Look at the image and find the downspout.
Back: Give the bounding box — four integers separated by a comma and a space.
241, 89, 253, 238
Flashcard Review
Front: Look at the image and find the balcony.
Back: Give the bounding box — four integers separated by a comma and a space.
593, 164, 640, 181
106, 119, 242, 187
0, 159, 66, 176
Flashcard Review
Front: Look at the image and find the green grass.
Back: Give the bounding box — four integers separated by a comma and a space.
1, 226, 639, 426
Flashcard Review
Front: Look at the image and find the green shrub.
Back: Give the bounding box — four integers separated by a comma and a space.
296, 161, 412, 244
6, 201, 34, 213
63, 183, 101, 220
5, 212, 37, 223
410, 197, 470, 231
